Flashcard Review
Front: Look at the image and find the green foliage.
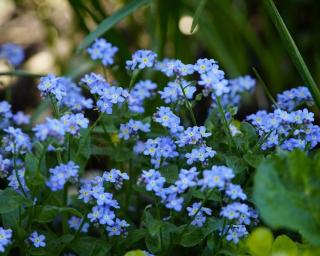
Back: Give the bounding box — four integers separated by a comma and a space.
265, 0, 320, 108
77, 0, 154, 52
253, 150, 320, 246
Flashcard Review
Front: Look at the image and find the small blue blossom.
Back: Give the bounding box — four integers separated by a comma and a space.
106, 218, 129, 236
7, 168, 29, 193
2, 127, 31, 154
87, 38, 118, 66
276, 86, 313, 111
68, 216, 89, 233
194, 58, 217, 74
159, 80, 196, 104
187, 202, 212, 227
38, 74, 67, 102
126, 50, 157, 70
0, 227, 12, 253
119, 119, 150, 140
185, 146, 216, 165
176, 126, 211, 147
46, 161, 79, 191
61, 113, 89, 135
29, 231, 46, 248
33, 117, 66, 143
153, 106, 184, 134
225, 224, 248, 244
155, 58, 178, 77
198, 165, 234, 190
0, 43, 24, 66
12, 111, 30, 125
81, 72, 108, 95
225, 184, 247, 200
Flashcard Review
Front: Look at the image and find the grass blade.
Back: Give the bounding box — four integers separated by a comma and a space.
77, 0, 154, 52
252, 67, 278, 108
265, 0, 320, 109
0, 70, 45, 77
190, 0, 207, 33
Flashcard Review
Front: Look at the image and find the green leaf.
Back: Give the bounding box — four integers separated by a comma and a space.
77, 0, 154, 52
34, 205, 83, 223
264, 0, 320, 109
0, 70, 45, 77
125, 251, 146, 256
145, 233, 161, 254
0, 189, 32, 213
246, 227, 274, 256
180, 227, 205, 247
145, 211, 162, 236
190, 0, 207, 33
253, 151, 320, 246
271, 235, 298, 256
69, 236, 111, 256
25, 153, 45, 193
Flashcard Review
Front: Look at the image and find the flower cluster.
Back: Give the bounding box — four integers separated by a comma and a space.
139, 165, 257, 243
119, 119, 150, 140
217, 75, 256, 107
81, 72, 128, 114
126, 50, 157, 70
275, 86, 313, 111
46, 161, 79, 191
87, 38, 118, 66
159, 80, 196, 104
0, 43, 24, 66
153, 106, 184, 134
68, 216, 90, 233
33, 113, 89, 145
38, 74, 67, 102
128, 80, 157, 113
143, 137, 178, 168
246, 108, 320, 150
0, 227, 12, 252
2, 127, 31, 155
78, 169, 129, 236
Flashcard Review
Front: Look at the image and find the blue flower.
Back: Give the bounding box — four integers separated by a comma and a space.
164, 195, 184, 212
159, 80, 196, 104
198, 165, 234, 190
194, 58, 217, 74
185, 146, 216, 165
29, 231, 46, 248
7, 168, 29, 193
33, 117, 66, 143
61, 113, 89, 135
175, 167, 199, 192
81, 72, 108, 95
153, 106, 184, 134
46, 161, 79, 191
38, 74, 67, 102
87, 38, 118, 66
187, 202, 212, 227
59, 78, 93, 111
2, 127, 31, 154
12, 111, 30, 125
276, 86, 313, 111
0, 227, 12, 252
225, 184, 247, 200
155, 58, 178, 77
0, 43, 24, 66
126, 50, 157, 70
106, 218, 129, 236
0, 101, 12, 121
119, 119, 150, 140
225, 225, 248, 244
176, 126, 211, 147
68, 216, 89, 233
